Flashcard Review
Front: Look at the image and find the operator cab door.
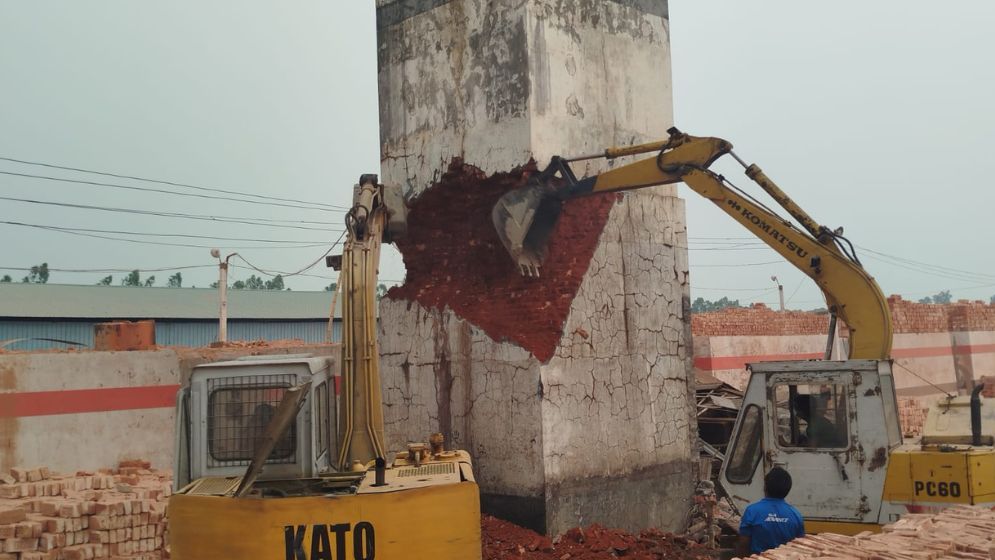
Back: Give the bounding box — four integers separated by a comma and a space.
764, 367, 864, 522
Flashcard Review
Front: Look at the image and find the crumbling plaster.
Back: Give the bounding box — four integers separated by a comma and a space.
377, 0, 692, 533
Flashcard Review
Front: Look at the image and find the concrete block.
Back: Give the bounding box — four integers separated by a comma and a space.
378, 0, 692, 535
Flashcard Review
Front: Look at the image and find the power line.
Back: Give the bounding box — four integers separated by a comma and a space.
0, 170, 346, 213
0, 221, 332, 250
784, 277, 808, 306
856, 245, 995, 282
692, 286, 778, 293
690, 260, 783, 268
0, 221, 337, 244
0, 264, 213, 274
233, 230, 348, 278
0, 155, 349, 210
0, 195, 341, 231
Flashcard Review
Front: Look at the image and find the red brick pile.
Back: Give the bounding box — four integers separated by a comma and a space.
735, 505, 995, 559
898, 397, 926, 437
388, 160, 618, 363
691, 304, 831, 337
887, 295, 995, 334
481, 515, 714, 559
981, 376, 995, 399
692, 297, 995, 338
0, 460, 169, 560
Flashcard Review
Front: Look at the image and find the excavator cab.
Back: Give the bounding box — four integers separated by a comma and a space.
720, 360, 903, 534
168, 176, 482, 560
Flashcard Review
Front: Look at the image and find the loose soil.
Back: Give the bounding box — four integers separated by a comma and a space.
482, 515, 715, 560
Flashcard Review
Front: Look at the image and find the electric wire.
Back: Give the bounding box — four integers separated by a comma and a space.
0, 195, 341, 231
233, 230, 348, 278
0, 264, 213, 274
784, 276, 808, 306
0, 221, 338, 244
690, 260, 783, 268
1, 221, 331, 250
0, 170, 346, 212
0, 155, 349, 210
894, 361, 955, 399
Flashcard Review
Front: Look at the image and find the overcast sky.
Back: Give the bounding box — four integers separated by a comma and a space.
1, 1, 993, 309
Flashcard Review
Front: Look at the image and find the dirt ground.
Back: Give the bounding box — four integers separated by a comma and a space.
482, 515, 716, 560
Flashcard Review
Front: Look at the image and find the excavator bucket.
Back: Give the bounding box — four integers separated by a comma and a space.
492, 177, 562, 277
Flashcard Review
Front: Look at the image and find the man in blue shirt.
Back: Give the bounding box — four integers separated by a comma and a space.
736, 467, 805, 557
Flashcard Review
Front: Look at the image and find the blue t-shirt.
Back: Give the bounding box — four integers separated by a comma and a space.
739, 497, 805, 554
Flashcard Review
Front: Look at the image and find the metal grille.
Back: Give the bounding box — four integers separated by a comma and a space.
186, 477, 241, 496
206, 374, 298, 467
396, 463, 456, 478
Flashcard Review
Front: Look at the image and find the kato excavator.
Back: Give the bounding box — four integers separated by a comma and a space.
168, 175, 481, 559
492, 128, 995, 535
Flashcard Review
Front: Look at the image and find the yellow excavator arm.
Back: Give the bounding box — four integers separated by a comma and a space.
492, 128, 892, 359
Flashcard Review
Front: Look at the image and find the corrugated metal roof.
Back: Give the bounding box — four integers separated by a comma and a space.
0, 319, 340, 350
0, 283, 340, 320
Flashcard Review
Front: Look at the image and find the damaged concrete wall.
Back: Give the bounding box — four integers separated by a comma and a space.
377, 0, 691, 535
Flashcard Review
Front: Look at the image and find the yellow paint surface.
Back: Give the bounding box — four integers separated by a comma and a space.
169, 482, 481, 559
883, 447, 995, 504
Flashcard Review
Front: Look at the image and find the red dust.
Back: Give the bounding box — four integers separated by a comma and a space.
481, 515, 714, 560
388, 160, 618, 363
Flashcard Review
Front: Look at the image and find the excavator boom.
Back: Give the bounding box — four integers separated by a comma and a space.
492, 128, 893, 359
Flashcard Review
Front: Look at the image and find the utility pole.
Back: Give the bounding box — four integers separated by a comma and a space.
771, 275, 785, 312
212, 249, 238, 343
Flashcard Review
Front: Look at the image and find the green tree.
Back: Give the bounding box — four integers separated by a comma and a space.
1, 275, 11, 283
143, 276, 155, 287
990, 294, 994, 304
264, 275, 285, 290
376, 283, 388, 301
209, 281, 219, 289
229, 275, 288, 290
167, 272, 183, 288
21, 263, 49, 284
324, 282, 337, 292
96, 276, 113, 286
122, 270, 142, 287
690, 296, 741, 314
919, 290, 952, 304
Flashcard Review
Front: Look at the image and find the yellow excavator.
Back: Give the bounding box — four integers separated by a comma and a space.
169, 175, 481, 559
492, 128, 995, 534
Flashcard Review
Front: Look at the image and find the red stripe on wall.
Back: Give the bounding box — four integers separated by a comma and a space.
892, 343, 995, 359
695, 343, 995, 371
694, 352, 823, 372
0, 385, 181, 418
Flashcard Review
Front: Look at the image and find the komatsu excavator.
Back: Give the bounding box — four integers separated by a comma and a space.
492, 128, 995, 535
168, 176, 481, 559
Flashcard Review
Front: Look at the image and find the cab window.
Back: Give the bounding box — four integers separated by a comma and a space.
726, 404, 763, 484
773, 383, 848, 449
207, 385, 297, 465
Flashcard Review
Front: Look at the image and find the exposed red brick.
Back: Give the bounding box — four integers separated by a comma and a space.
388, 160, 618, 363
692, 303, 831, 337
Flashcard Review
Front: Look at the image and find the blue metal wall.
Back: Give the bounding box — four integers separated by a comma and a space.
0, 320, 342, 351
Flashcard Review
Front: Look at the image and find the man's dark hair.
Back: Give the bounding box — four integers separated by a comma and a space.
792, 394, 812, 420
764, 467, 792, 499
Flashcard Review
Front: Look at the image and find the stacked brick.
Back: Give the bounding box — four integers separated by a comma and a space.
692, 297, 995, 337
886, 295, 995, 334
691, 304, 832, 337
898, 397, 926, 437
736, 505, 995, 559
0, 461, 169, 560
981, 376, 995, 398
